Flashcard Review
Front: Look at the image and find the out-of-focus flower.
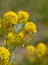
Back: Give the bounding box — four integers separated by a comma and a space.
44, 48, 48, 62
45, 55, 48, 62
18, 11, 29, 23
26, 45, 36, 62
26, 45, 35, 54
36, 42, 47, 58
0, 47, 10, 65
28, 55, 36, 63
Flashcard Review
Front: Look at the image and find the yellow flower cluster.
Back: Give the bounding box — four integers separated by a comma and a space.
3, 32, 16, 48
7, 32, 16, 44
8, 31, 24, 43
3, 11, 18, 24
1, 11, 30, 32
2, 10, 29, 28
15, 31, 25, 46
36, 42, 47, 57
26, 42, 47, 58
0, 47, 10, 65
24, 22, 36, 35
0, 10, 37, 50
26, 45, 35, 54
26, 45, 36, 63
16, 31, 24, 39
1, 11, 18, 32
18, 11, 29, 23
3, 31, 25, 47
1, 10, 36, 35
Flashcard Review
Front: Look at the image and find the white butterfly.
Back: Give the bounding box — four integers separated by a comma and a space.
14, 23, 25, 33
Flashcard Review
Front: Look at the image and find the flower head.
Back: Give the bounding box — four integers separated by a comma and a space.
0, 47, 10, 65
16, 31, 24, 39
1, 11, 18, 32
36, 42, 47, 57
18, 11, 29, 23
7, 32, 16, 44
26, 45, 35, 54
3, 11, 18, 24
24, 22, 36, 35
15, 31, 25, 46
1, 11, 18, 31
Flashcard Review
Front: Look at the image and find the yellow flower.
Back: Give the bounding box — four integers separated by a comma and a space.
0, 47, 10, 65
18, 11, 29, 23
4, 11, 18, 24
1, 17, 13, 32
36, 42, 47, 57
8, 32, 14, 38
26, 45, 35, 54
2, 11, 18, 30
24, 22, 36, 36
26, 45, 36, 62
7, 32, 16, 44
1, 11, 18, 32
15, 31, 25, 46
16, 31, 24, 39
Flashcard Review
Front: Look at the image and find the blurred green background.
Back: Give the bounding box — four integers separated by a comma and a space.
0, 0, 48, 45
